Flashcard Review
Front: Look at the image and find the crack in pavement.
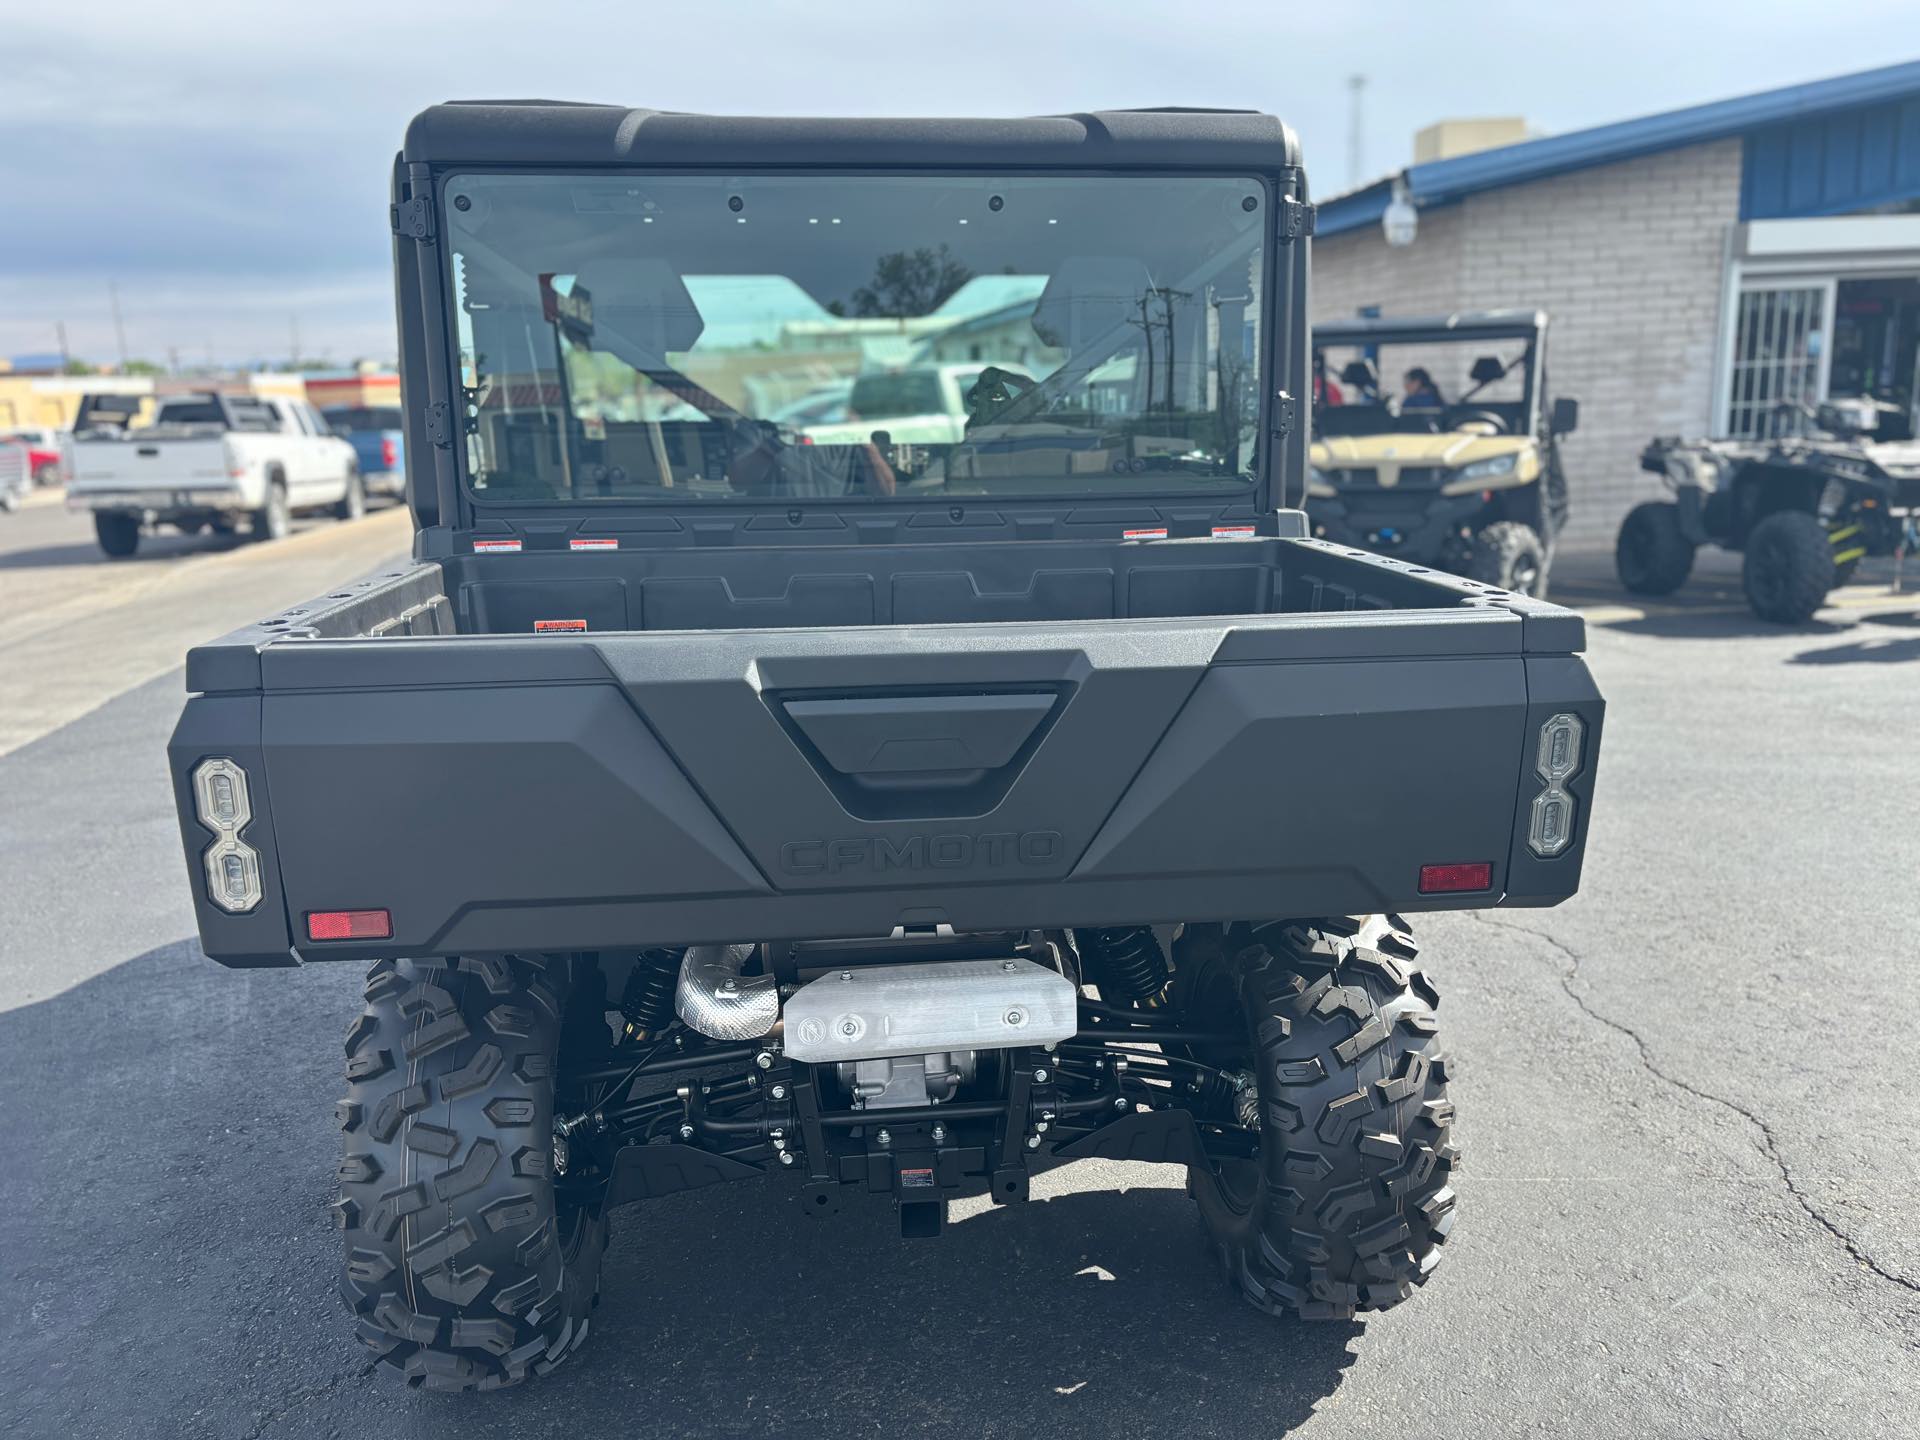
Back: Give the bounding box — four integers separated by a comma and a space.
1465, 910, 1920, 1298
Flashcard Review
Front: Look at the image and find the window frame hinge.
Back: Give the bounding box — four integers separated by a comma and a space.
390, 193, 436, 242
1278, 196, 1316, 241
1271, 390, 1298, 440
424, 401, 452, 449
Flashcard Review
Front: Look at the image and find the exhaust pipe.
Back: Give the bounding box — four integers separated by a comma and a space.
675, 943, 779, 1041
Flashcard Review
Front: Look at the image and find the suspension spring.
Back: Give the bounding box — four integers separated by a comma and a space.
1075, 927, 1169, 1006
619, 947, 683, 1039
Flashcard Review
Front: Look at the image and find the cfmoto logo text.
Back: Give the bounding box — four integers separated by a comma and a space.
779, 830, 1063, 875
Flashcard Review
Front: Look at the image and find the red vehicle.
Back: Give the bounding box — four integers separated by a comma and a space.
1, 427, 65, 486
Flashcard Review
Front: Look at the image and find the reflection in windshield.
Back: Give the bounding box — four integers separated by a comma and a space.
446, 173, 1265, 503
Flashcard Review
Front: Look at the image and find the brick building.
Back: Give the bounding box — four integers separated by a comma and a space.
1314, 61, 1920, 545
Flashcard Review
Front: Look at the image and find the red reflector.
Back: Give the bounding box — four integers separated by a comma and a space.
1418, 862, 1492, 895
307, 909, 392, 942
381, 437, 398, 467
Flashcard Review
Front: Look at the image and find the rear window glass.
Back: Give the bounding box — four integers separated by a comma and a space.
324, 407, 404, 431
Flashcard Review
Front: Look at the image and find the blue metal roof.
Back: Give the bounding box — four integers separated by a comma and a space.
1320, 59, 1920, 237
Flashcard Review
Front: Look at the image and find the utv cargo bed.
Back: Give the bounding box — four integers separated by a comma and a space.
171, 530, 1600, 966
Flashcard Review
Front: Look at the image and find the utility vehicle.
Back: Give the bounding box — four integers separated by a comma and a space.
1623, 399, 1920, 622
68, 391, 362, 556
167, 102, 1605, 1392
1307, 311, 1579, 597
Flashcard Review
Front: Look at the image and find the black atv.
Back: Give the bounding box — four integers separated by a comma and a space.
1622, 399, 1920, 623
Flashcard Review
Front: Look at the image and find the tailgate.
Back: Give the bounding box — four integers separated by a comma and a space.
173, 606, 1601, 965
69, 436, 231, 494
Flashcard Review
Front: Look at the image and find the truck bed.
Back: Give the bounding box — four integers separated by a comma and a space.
170, 533, 1602, 966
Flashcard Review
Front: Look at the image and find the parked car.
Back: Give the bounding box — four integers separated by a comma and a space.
167, 103, 1604, 1392
1307, 311, 1579, 597
0, 437, 31, 511
320, 404, 407, 499
66, 391, 361, 556
1, 426, 67, 486
805, 363, 1032, 446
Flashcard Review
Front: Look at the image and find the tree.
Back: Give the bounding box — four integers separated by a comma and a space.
63, 358, 95, 376
847, 246, 973, 318
121, 359, 165, 376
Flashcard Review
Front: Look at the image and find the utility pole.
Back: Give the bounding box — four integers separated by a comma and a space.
108, 281, 129, 368
55, 320, 70, 369
1347, 74, 1367, 189
167, 345, 181, 375
289, 315, 301, 371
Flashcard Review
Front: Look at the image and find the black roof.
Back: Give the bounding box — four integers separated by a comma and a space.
1314, 310, 1548, 345
402, 102, 1301, 173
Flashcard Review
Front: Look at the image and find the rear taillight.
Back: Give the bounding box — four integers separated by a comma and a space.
1528, 713, 1586, 857
1418, 862, 1492, 894
380, 437, 397, 468
307, 909, 392, 942
192, 758, 262, 913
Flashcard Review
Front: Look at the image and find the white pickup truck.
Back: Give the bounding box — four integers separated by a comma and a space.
66, 392, 363, 557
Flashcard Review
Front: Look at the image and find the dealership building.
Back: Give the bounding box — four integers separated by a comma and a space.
1313, 60, 1920, 545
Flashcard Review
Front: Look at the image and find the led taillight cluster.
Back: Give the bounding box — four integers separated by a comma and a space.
1528, 713, 1586, 857
192, 758, 262, 913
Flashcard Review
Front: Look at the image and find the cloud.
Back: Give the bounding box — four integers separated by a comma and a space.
2, 1, 1910, 364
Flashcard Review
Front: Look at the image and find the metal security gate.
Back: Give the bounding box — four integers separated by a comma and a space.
1722, 282, 1833, 437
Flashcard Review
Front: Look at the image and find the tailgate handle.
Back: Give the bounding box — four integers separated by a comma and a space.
782, 693, 1054, 778
137, 446, 160, 457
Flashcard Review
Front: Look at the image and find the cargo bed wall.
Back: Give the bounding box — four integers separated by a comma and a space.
442, 536, 1501, 636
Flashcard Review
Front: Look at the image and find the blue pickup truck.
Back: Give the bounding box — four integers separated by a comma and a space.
319, 405, 405, 499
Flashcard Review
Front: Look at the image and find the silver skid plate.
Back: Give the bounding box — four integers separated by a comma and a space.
783, 958, 1077, 1063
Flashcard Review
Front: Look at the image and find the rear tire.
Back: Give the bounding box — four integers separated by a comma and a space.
1615, 501, 1694, 595
1467, 520, 1549, 597
94, 512, 140, 557
1742, 510, 1833, 623
337, 955, 608, 1391
335, 468, 365, 522
1180, 916, 1457, 1318
252, 479, 290, 542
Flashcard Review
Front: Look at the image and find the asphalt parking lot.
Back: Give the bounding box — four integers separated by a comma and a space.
1, 505, 1916, 1439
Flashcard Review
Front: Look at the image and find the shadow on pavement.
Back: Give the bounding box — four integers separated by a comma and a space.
0, 530, 250, 571
1789, 635, 1920, 665
0, 941, 1361, 1440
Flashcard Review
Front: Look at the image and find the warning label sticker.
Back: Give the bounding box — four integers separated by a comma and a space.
473, 538, 523, 553
899, 1166, 935, 1190
569, 537, 619, 551
1211, 524, 1257, 538
1121, 526, 1169, 541
533, 619, 588, 633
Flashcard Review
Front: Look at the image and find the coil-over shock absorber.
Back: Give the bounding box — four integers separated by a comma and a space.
1074, 927, 1169, 1007
619, 947, 684, 1040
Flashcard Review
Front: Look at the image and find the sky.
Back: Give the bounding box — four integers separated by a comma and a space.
2, 0, 1915, 369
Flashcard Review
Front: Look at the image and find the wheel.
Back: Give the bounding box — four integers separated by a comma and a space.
337, 955, 609, 1391
1467, 520, 1549, 597
335, 468, 365, 521
1177, 916, 1456, 1318
1615, 501, 1694, 596
252, 479, 290, 541
94, 512, 140, 557
1742, 510, 1833, 624
32, 461, 60, 488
